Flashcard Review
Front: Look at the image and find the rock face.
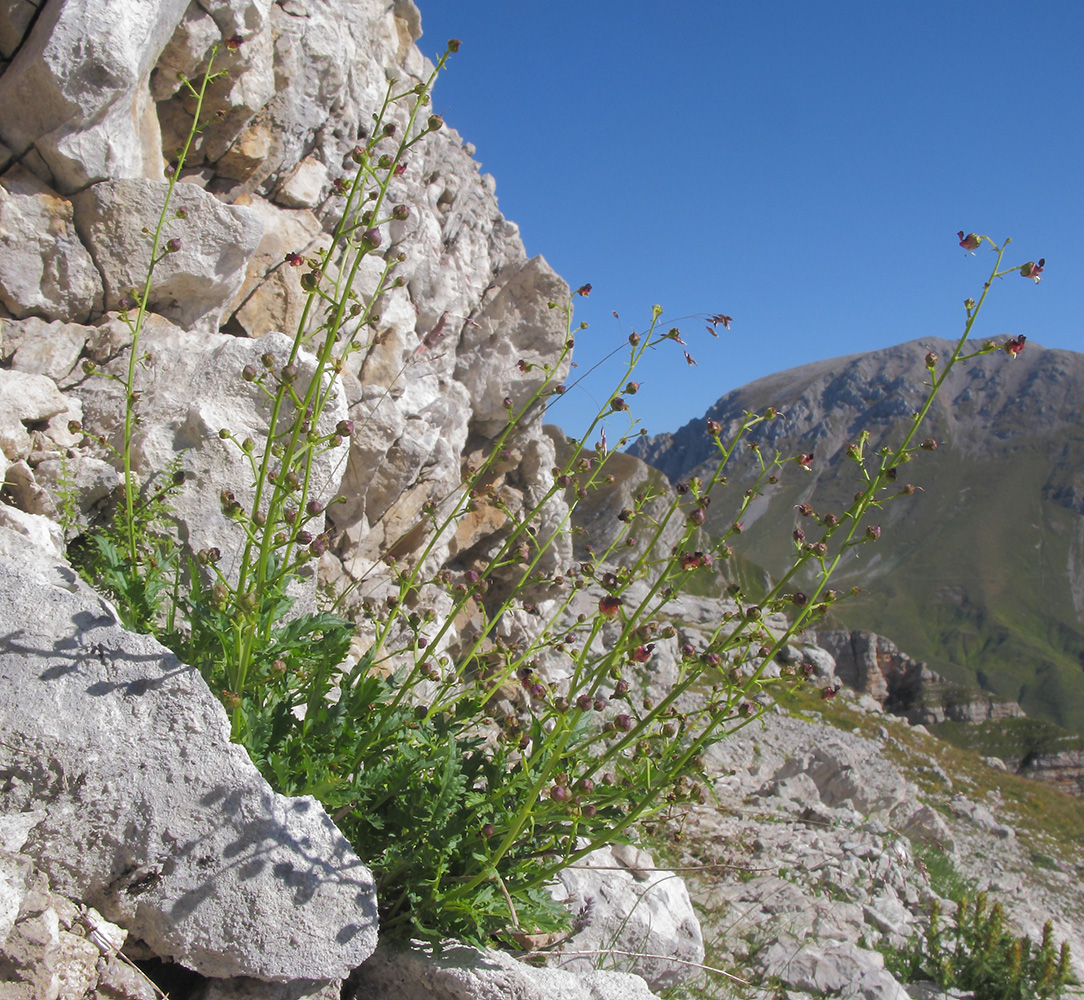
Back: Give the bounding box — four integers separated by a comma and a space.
0, 529, 378, 983
549, 844, 704, 991
0, 0, 625, 993
816, 629, 1025, 725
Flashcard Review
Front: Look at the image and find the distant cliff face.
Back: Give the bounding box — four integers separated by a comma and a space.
629, 339, 1084, 734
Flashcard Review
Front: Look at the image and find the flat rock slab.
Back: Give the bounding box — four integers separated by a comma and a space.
347, 942, 661, 1000
0, 529, 377, 981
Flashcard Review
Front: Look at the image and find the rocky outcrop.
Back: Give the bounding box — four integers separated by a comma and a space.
1018, 747, 1084, 797
667, 695, 1084, 997
549, 844, 704, 991
816, 629, 1025, 725
0, 528, 378, 985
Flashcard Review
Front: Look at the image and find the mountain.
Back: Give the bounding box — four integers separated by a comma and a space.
628, 337, 1084, 735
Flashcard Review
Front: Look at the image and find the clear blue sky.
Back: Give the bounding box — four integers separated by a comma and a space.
417, 3, 1083, 439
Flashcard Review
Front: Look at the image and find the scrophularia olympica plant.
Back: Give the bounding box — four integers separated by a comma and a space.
70, 37, 1046, 948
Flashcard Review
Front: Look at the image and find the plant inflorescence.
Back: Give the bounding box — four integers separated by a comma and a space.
69, 38, 1049, 950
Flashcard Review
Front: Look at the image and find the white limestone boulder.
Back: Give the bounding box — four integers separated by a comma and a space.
346, 941, 661, 1000
0, 0, 190, 191
0, 168, 103, 323
0, 529, 379, 981
3, 316, 89, 383
0, 369, 76, 460
549, 844, 704, 991
72, 179, 264, 335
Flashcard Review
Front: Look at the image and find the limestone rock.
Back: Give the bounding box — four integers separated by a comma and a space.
0, 0, 188, 191
3, 317, 89, 382
0, 531, 378, 981
0, 168, 103, 322
223, 195, 324, 338
346, 941, 661, 1000
0, 369, 75, 460
71, 323, 348, 573
453, 255, 570, 436
549, 845, 704, 991
31, 455, 121, 526
72, 178, 263, 334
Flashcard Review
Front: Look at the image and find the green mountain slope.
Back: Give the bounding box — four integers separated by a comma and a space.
629, 338, 1084, 734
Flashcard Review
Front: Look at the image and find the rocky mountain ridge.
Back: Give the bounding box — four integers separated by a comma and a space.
629, 338, 1084, 738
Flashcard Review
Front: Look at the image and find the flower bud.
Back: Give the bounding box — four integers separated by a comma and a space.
166, 238, 181, 253
925, 351, 938, 368
866, 524, 882, 541
598, 594, 622, 618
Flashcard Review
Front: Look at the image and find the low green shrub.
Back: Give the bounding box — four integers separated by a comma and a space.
884, 893, 1073, 1000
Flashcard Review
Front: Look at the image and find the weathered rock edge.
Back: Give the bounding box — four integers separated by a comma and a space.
0, 528, 378, 982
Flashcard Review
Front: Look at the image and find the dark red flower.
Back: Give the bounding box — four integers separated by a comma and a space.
225, 33, 244, 51
821, 684, 841, 700
796, 452, 814, 470
598, 594, 622, 619
575, 283, 592, 297
958, 231, 982, 252
284, 252, 304, 266
1020, 259, 1045, 283
1004, 335, 1027, 358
